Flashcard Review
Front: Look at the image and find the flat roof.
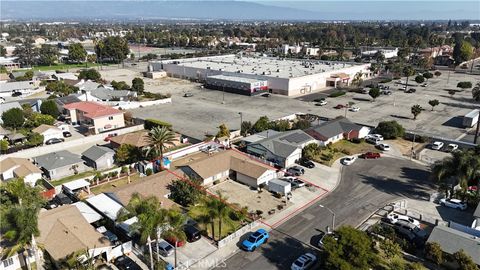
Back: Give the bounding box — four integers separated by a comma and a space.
86, 193, 124, 221
166, 55, 361, 79
63, 179, 90, 192
207, 74, 267, 84
72, 201, 103, 224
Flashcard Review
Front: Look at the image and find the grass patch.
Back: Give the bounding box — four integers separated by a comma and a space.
51, 171, 96, 186
26, 63, 105, 72
188, 205, 245, 241
90, 173, 141, 194
310, 140, 379, 166
328, 91, 346, 98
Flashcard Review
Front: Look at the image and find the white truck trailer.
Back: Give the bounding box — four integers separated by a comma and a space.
463, 109, 479, 128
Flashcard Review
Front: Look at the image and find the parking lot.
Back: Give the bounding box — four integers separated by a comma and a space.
130, 71, 478, 142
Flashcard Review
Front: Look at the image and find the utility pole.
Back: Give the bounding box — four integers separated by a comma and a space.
410, 133, 416, 160
238, 112, 243, 134
222, 84, 225, 104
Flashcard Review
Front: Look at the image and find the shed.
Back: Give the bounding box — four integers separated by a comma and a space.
72, 201, 103, 224
63, 179, 91, 195
268, 179, 292, 195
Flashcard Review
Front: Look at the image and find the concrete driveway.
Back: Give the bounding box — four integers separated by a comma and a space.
161, 237, 217, 269
221, 157, 435, 270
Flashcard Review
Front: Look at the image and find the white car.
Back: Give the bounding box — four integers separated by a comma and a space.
439, 198, 467, 210
367, 134, 384, 141
431, 141, 444, 150
349, 106, 360, 112
341, 156, 357, 165
0, 97, 4, 104
291, 253, 317, 270
386, 213, 420, 227
316, 100, 327, 106
377, 143, 390, 151
446, 143, 458, 152
366, 137, 381, 145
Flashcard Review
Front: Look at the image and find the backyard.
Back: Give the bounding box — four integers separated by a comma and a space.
305, 139, 380, 166
90, 173, 142, 194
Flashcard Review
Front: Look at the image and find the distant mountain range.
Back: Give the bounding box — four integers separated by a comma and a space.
1, 1, 478, 21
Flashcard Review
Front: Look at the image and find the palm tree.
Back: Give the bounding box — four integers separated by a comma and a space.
164, 209, 187, 268
472, 82, 480, 102
117, 193, 167, 270
194, 196, 219, 241
411, 104, 422, 120
146, 126, 176, 169
403, 65, 416, 89
214, 192, 235, 241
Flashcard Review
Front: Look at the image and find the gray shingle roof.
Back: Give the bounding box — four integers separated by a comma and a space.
55, 95, 81, 106
249, 130, 315, 159
90, 87, 133, 100
82, 145, 114, 162
306, 117, 362, 139
0, 81, 34, 93
427, 225, 480, 265
0, 102, 22, 117
34, 150, 84, 170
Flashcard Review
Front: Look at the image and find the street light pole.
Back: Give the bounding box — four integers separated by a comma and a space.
410, 133, 416, 160
238, 112, 243, 134
222, 84, 225, 104
319, 204, 335, 232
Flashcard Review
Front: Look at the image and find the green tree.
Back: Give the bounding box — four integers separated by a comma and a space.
114, 144, 142, 165
146, 126, 176, 169
131, 77, 145, 94
0, 139, 9, 153
78, 68, 101, 82
68, 43, 87, 63
351, 71, 363, 87
216, 123, 230, 138
414, 75, 425, 84
323, 226, 379, 270
253, 116, 270, 133
95, 36, 130, 64
111, 80, 130, 90
168, 178, 203, 207
45, 81, 78, 97
16, 70, 34, 81
213, 192, 234, 243
13, 39, 38, 67
293, 119, 311, 130
240, 121, 252, 136
2, 108, 25, 129
40, 100, 60, 118
423, 72, 433, 80
453, 41, 474, 66
375, 121, 405, 139
38, 44, 58, 66
0, 45, 6, 56
428, 99, 440, 111
164, 209, 187, 267
369, 87, 381, 101
473, 82, 480, 102
380, 239, 402, 259
0, 66, 7, 74
434, 71, 441, 77
271, 120, 290, 131
302, 143, 320, 160
453, 249, 478, 270
32, 113, 55, 126
411, 104, 422, 120
403, 66, 416, 89
26, 133, 44, 146
457, 81, 473, 89
425, 242, 443, 265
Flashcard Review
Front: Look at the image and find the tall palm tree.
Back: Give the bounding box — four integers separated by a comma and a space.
164, 209, 187, 268
192, 196, 219, 242
403, 65, 416, 89
214, 192, 235, 241
146, 126, 176, 169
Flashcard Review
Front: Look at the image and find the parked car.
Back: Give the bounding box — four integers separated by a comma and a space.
391, 220, 427, 241
184, 224, 202, 242
349, 106, 360, 112
282, 176, 306, 189
377, 143, 390, 151
405, 88, 416, 93
63, 131, 72, 138
96, 226, 119, 243
421, 83, 428, 87
104, 133, 118, 142
291, 253, 317, 270
261, 93, 271, 97
317, 231, 338, 249
382, 90, 392, 95
165, 235, 185, 247
152, 240, 174, 257
360, 152, 381, 159
113, 255, 142, 270
241, 229, 269, 251
386, 213, 420, 227
366, 137, 381, 145
445, 143, 458, 152
334, 104, 345, 109
0, 97, 5, 104
183, 92, 193, 97
45, 138, 64, 145
287, 166, 305, 176
315, 100, 327, 106
11, 91, 22, 97
431, 141, 444, 150
439, 198, 467, 210
299, 159, 315, 168
54, 193, 73, 205
366, 134, 384, 141
341, 156, 357, 165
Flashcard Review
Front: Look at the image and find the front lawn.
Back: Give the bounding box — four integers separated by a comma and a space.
51, 171, 96, 186
26, 63, 105, 72
308, 139, 380, 166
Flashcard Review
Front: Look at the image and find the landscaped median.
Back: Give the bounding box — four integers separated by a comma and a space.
303, 139, 380, 166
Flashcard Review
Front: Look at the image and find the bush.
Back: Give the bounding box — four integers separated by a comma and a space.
393, 76, 401, 80
120, 166, 128, 174
144, 118, 173, 130
340, 149, 351, 155
329, 91, 346, 98
434, 71, 441, 77
145, 168, 153, 176
457, 81, 472, 89
414, 75, 425, 84
375, 121, 405, 139
350, 138, 362, 144
78, 68, 101, 81
143, 91, 168, 100
379, 78, 393, 83
423, 72, 433, 79
109, 171, 119, 178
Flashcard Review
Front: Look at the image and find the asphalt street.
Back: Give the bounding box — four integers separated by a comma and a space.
220, 157, 433, 270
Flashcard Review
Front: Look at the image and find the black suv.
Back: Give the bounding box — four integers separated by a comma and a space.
184, 224, 202, 242
114, 256, 142, 270
299, 159, 315, 168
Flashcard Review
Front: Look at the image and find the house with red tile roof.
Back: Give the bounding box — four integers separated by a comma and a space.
63, 101, 125, 134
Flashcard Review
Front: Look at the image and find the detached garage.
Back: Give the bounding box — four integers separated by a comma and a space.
231, 156, 277, 187
32, 124, 64, 143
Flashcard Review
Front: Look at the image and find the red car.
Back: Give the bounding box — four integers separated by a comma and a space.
104, 133, 118, 142
361, 152, 381, 159
334, 104, 345, 109
165, 236, 185, 247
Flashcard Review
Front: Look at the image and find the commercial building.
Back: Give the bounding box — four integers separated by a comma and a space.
205, 74, 268, 95
149, 55, 372, 96
361, 48, 399, 59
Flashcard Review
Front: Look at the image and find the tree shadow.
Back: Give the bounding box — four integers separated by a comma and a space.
390, 114, 411, 120
439, 101, 480, 110
441, 116, 465, 128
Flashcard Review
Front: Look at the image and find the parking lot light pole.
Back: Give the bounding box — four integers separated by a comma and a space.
319, 204, 335, 232
238, 112, 243, 134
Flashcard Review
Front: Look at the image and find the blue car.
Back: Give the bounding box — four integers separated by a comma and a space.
241, 229, 269, 251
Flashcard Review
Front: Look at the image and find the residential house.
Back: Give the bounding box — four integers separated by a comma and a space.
85, 193, 124, 221
33, 150, 87, 180
6, 133, 27, 145
54, 95, 81, 112
241, 129, 281, 145
77, 86, 137, 103
0, 56, 20, 72
0, 157, 43, 186
246, 129, 317, 168
108, 130, 182, 151
0, 81, 35, 97
427, 225, 480, 266
63, 101, 125, 134
0, 126, 11, 140
305, 117, 370, 146
179, 150, 277, 188
19, 99, 43, 112
37, 205, 112, 265
0, 102, 22, 124
82, 145, 115, 170
32, 124, 64, 143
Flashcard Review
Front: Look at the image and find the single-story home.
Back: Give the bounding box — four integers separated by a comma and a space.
63, 101, 125, 134
0, 81, 35, 97
427, 225, 480, 266
246, 129, 317, 168
241, 129, 281, 145
32, 124, 64, 143
0, 126, 11, 140
76, 85, 137, 103
52, 72, 78, 81
33, 150, 87, 180
0, 157, 43, 186
179, 150, 278, 188
305, 117, 370, 146
82, 145, 115, 170
6, 132, 27, 145
37, 205, 112, 265
109, 130, 182, 151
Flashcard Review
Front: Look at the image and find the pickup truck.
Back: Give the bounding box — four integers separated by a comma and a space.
360, 152, 381, 159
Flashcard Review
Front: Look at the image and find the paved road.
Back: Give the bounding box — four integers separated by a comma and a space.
221, 157, 433, 270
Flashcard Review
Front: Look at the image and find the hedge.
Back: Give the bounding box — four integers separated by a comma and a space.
144, 118, 173, 130
328, 91, 346, 98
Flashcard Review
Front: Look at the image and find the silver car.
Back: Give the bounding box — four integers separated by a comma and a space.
151, 240, 174, 257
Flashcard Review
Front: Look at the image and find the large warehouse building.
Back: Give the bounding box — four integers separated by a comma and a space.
149, 55, 372, 96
